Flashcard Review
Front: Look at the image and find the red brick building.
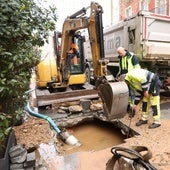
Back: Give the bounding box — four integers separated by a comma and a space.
119, 0, 170, 20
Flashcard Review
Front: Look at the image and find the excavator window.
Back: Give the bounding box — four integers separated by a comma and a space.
69, 43, 80, 72
70, 34, 85, 74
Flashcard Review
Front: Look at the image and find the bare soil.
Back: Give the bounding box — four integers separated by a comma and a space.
14, 116, 53, 151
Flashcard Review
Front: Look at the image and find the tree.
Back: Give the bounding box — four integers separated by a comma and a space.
0, 0, 57, 121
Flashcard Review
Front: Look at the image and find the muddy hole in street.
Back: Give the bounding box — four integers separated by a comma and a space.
60, 119, 126, 155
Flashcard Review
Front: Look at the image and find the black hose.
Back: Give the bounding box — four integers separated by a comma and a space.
110, 146, 157, 170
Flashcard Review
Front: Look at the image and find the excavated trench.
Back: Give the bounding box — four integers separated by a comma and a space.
59, 119, 138, 155
32, 93, 170, 156
38, 98, 139, 156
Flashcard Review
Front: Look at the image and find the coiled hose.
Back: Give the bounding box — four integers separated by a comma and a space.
106, 146, 157, 170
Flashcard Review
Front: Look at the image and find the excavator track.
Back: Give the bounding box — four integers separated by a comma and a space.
35, 85, 99, 107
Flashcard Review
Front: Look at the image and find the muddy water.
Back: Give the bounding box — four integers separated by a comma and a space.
62, 120, 125, 155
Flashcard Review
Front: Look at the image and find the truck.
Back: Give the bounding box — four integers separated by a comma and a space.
85, 10, 170, 91
34, 2, 129, 121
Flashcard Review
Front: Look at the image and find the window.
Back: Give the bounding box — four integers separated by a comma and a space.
125, 6, 132, 18
140, 0, 149, 11
155, 0, 167, 15
128, 27, 135, 44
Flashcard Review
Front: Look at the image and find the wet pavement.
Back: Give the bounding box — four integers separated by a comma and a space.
37, 144, 112, 170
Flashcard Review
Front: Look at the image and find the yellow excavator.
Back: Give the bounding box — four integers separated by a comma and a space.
36, 2, 110, 91
36, 30, 87, 91
35, 2, 129, 121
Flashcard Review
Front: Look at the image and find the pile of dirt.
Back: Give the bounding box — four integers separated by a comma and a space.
13, 116, 53, 151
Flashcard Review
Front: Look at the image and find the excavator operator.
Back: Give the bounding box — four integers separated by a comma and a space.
69, 43, 79, 65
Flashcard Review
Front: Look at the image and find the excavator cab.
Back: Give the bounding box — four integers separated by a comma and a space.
68, 32, 86, 75
36, 30, 87, 91
62, 31, 87, 87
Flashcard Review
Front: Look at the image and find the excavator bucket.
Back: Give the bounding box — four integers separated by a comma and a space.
98, 81, 129, 121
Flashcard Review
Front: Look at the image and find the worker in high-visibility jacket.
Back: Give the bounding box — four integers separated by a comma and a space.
117, 47, 141, 114
125, 68, 162, 129
117, 47, 141, 79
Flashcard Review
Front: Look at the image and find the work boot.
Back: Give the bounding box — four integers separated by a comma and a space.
136, 119, 147, 126
148, 123, 161, 129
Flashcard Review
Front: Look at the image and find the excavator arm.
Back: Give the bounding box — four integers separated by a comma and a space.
85, 2, 129, 120
88, 2, 108, 78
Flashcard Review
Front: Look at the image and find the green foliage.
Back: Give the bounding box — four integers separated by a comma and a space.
0, 113, 12, 151
0, 0, 58, 115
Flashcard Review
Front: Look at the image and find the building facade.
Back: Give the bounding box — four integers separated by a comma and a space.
119, 0, 170, 20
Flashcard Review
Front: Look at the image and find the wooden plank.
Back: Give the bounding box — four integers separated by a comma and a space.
35, 89, 99, 106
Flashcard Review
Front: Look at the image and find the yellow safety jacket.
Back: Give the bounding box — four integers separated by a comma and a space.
118, 51, 140, 75
125, 68, 151, 91
125, 68, 151, 106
